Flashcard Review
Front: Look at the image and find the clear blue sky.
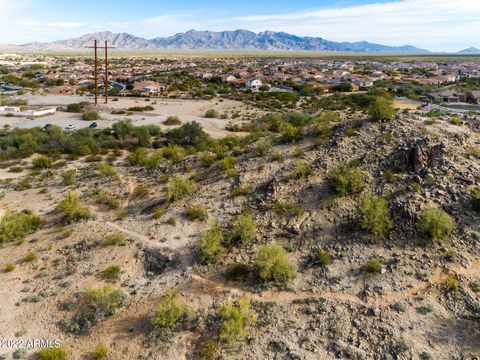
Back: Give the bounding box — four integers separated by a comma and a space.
1, 0, 479, 51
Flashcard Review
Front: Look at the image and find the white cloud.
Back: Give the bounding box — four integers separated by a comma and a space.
230, 0, 480, 51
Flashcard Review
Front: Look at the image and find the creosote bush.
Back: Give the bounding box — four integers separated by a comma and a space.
37, 347, 68, 360
357, 194, 393, 240
103, 232, 125, 246
368, 96, 395, 121
362, 259, 382, 277
327, 164, 367, 195
92, 344, 108, 360
219, 296, 256, 347
57, 192, 91, 223
273, 201, 304, 217
166, 176, 197, 202
32, 155, 53, 170
418, 208, 455, 242
152, 289, 192, 335
290, 160, 312, 179
197, 224, 225, 264
82, 110, 101, 121
227, 214, 257, 246
315, 248, 331, 267
164, 116, 182, 125
184, 204, 207, 221
64, 285, 126, 333
204, 109, 219, 118
254, 243, 296, 285
97, 163, 119, 180
134, 184, 149, 198
0, 210, 42, 243
101, 265, 122, 281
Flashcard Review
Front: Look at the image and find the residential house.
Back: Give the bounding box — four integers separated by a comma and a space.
245, 79, 263, 90
428, 90, 467, 103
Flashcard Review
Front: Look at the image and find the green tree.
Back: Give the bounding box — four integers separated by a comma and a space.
368, 97, 395, 121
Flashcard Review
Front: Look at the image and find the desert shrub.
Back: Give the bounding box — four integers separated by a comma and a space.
82, 111, 101, 121
152, 289, 192, 337
65, 285, 126, 333
252, 140, 271, 157
465, 147, 480, 159
164, 116, 181, 125
97, 163, 119, 180
362, 259, 382, 277
443, 273, 461, 293
101, 265, 122, 281
327, 164, 367, 195
197, 224, 225, 264
66, 103, 84, 113
357, 194, 393, 239
38, 347, 68, 360
151, 206, 165, 219
95, 192, 120, 210
344, 127, 357, 137
218, 156, 236, 172
368, 97, 395, 121
205, 109, 219, 118
279, 121, 301, 143
315, 248, 331, 267
166, 216, 176, 226
161, 145, 186, 163
32, 155, 53, 169
231, 186, 251, 197
227, 214, 257, 246
449, 115, 461, 125
134, 184, 149, 198
471, 187, 480, 211
290, 160, 312, 179
92, 344, 108, 360
254, 244, 296, 285
166, 176, 197, 202
8, 165, 23, 173
184, 204, 207, 221
61, 170, 76, 186
199, 151, 217, 168
16, 178, 31, 191
219, 296, 256, 347
199, 340, 218, 360
23, 251, 37, 262
103, 232, 125, 246
0, 211, 42, 243
4, 263, 15, 272
418, 208, 455, 242
273, 201, 304, 217
57, 192, 91, 223
166, 121, 211, 147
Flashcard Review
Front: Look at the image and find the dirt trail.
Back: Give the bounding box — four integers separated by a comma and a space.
123, 179, 136, 207
190, 260, 480, 307
105, 221, 151, 242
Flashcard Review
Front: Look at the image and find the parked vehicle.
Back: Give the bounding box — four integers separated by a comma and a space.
65, 123, 76, 131
43, 124, 52, 130
89, 122, 97, 129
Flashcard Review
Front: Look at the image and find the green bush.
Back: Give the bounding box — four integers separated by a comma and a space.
362, 259, 382, 277
4, 263, 15, 272
254, 243, 296, 285
38, 347, 68, 360
315, 248, 331, 267
134, 184, 149, 198
197, 224, 225, 264
95, 192, 120, 210
66, 285, 126, 333
218, 156, 236, 172
273, 201, 304, 217
357, 194, 393, 239
418, 208, 455, 242
368, 97, 395, 121
164, 116, 182, 125
199, 340, 218, 360
66, 103, 84, 113
92, 345, 108, 360
97, 163, 119, 180
327, 164, 367, 195
166, 176, 197, 202
204, 109, 219, 118
161, 145, 186, 163
24, 251, 37, 262
0, 211, 42, 243
101, 265, 122, 281
219, 296, 256, 347
57, 192, 91, 223
225, 262, 250, 281
290, 160, 312, 179
103, 232, 125, 246
152, 289, 192, 331
151, 206, 165, 219
227, 214, 257, 246
231, 186, 251, 197
82, 111, 101, 121
61, 170, 76, 186
184, 204, 207, 221
32, 155, 53, 169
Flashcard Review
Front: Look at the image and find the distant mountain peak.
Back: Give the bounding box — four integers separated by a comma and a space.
12, 30, 429, 53
458, 47, 480, 54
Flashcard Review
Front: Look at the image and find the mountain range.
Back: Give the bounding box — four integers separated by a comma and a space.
3, 30, 432, 53
458, 47, 480, 54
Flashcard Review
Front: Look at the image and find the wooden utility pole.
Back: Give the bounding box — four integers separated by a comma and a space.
85, 40, 115, 105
